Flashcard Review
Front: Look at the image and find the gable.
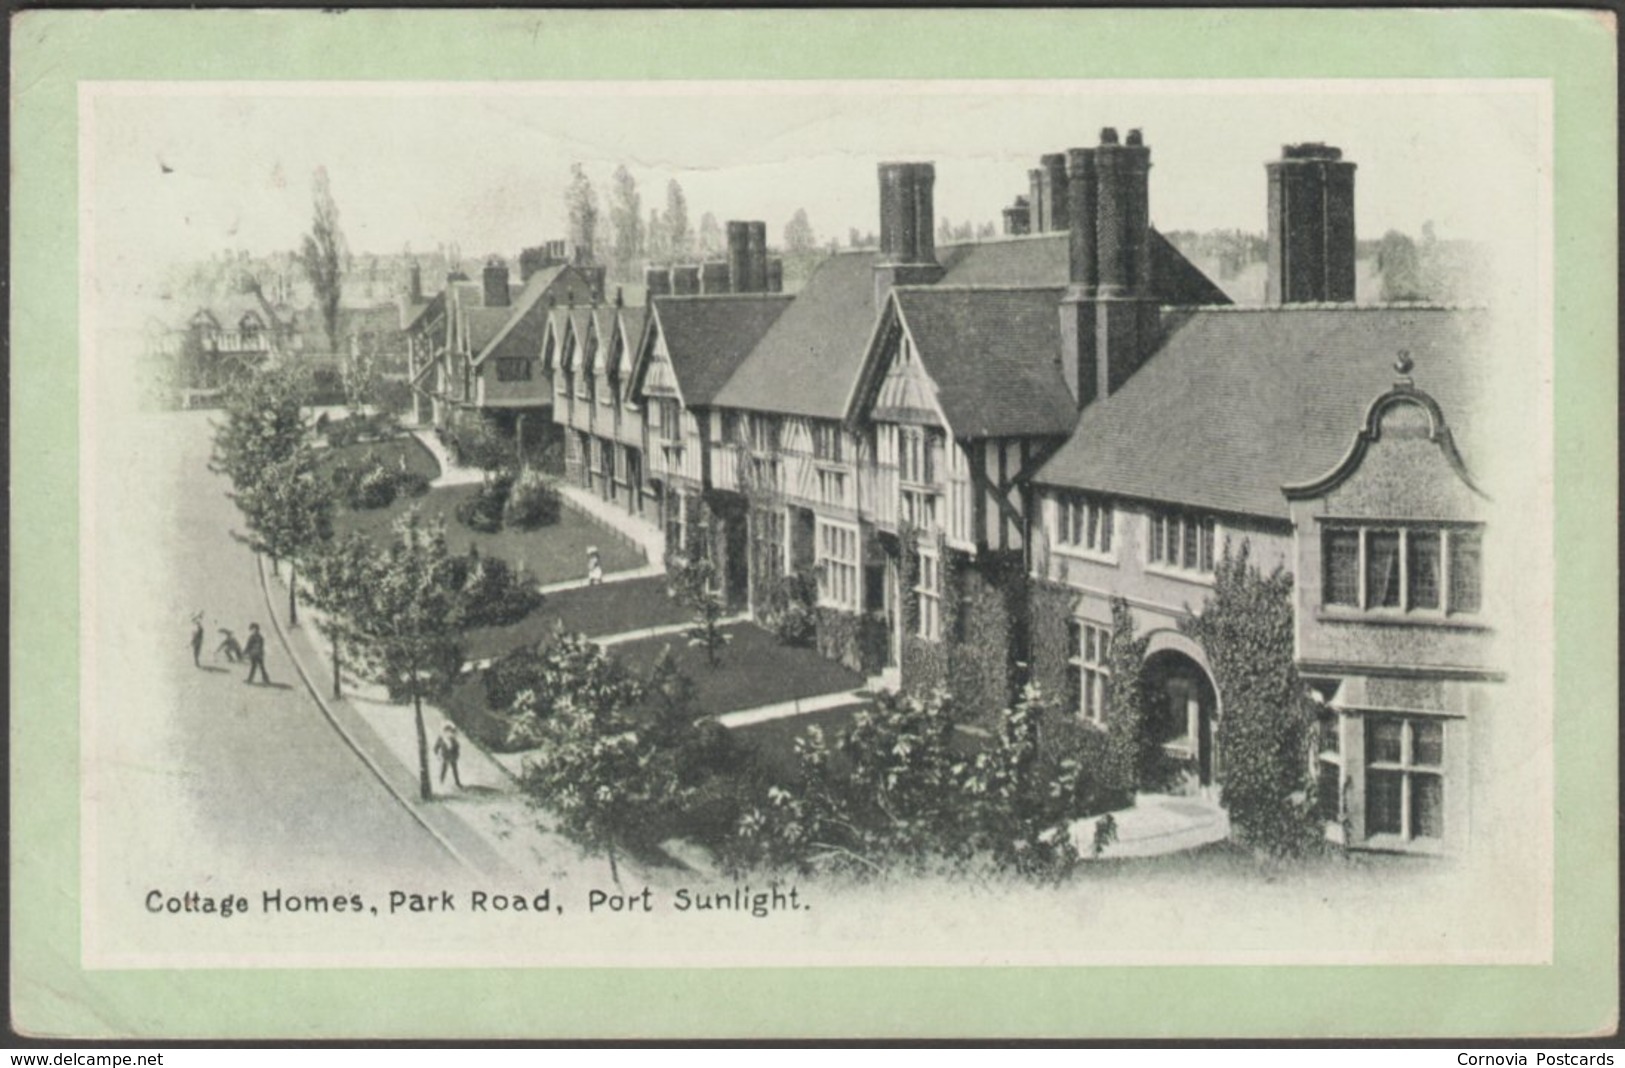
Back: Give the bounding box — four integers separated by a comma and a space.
870, 314, 946, 428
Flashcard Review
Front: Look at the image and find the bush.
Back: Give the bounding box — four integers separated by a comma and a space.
396, 470, 432, 498
503, 471, 562, 530
764, 569, 817, 647
813, 607, 889, 675
455, 472, 514, 534
349, 462, 399, 509
665, 551, 716, 609
451, 548, 541, 628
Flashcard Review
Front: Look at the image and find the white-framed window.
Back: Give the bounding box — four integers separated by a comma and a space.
901, 488, 938, 530
915, 548, 941, 640
657, 398, 683, 443
748, 414, 779, 454
1056, 493, 1114, 555
817, 468, 847, 508
898, 426, 943, 486
1067, 620, 1111, 725
816, 519, 860, 611
1364, 714, 1446, 843
1323, 524, 1481, 616
812, 421, 844, 463
1148, 509, 1216, 573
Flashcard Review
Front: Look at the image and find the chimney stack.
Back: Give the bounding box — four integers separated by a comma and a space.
1267, 143, 1356, 303
407, 259, 423, 303
1003, 196, 1032, 236
875, 162, 944, 306
726, 220, 770, 293
645, 265, 672, 299
1058, 127, 1160, 409
766, 258, 784, 294
1039, 153, 1070, 232
700, 261, 731, 295
671, 264, 700, 296
1028, 169, 1046, 232
483, 258, 511, 307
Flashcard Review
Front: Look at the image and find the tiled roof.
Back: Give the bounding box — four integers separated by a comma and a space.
646, 294, 794, 406
934, 230, 1232, 306
711, 250, 881, 418
403, 290, 443, 333
891, 286, 1078, 439
1034, 305, 1488, 519
473, 268, 567, 367
464, 307, 512, 356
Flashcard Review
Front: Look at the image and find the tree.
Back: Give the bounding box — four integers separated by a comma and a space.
1184, 542, 1320, 857
664, 180, 692, 263
342, 334, 379, 414
231, 443, 334, 627
1377, 230, 1426, 302
565, 164, 599, 263
685, 589, 733, 669
300, 167, 346, 356
211, 364, 310, 494
313, 512, 469, 800
514, 639, 671, 884
645, 207, 670, 266
783, 208, 816, 256
697, 212, 723, 258
608, 165, 644, 282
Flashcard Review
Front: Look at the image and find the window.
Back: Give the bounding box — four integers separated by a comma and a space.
901, 488, 938, 530
1066, 621, 1111, 725
1056, 494, 1114, 555
747, 414, 779, 454
495, 358, 532, 382
1365, 715, 1445, 842
579, 331, 598, 399
915, 550, 941, 640
752, 507, 785, 586
898, 426, 942, 486
657, 399, 682, 443
818, 468, 847, 508
816, 520, 860, 610
1148, 510, 1216, 572
749, 456, 780, 493
813, 422, 844, 463
1322, 525, 1482, 615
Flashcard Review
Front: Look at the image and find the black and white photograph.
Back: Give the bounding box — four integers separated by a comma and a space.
77, 76, 1552, 972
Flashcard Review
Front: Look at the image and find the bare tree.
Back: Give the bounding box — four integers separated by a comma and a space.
608, 165, 644, 282
665, 179, 692, 263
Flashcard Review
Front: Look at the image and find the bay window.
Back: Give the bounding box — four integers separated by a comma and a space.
816, 519, 860, 611
1322, 524, 1482, 616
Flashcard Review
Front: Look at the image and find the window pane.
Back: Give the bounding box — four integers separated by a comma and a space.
1148, 515, 1164, 563
1182, 518, 1199, 569
1409, 530, 1441, 609
1413, 719, 1444, 766
1100, 504, 1113, 552
1411, 774, 1444, 839
1318, 708, 1341, 755
1450, 530, 1482, 614
1367, 531, 1402, 608
1367, 717, 1404, 764
1199, 521, 1214, 571
1366, 770, 1403, 835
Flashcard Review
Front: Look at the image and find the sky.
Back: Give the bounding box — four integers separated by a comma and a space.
87, 80, 1544, 292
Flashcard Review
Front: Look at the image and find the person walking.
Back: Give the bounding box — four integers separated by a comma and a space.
217, 628, 243, 663
586, 546, 604, 586
433, 724, 463, 790
243, 623, 271, 685
190, 612, 205, 667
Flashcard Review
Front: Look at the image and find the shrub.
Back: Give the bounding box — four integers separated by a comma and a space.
455, 472, 513, 534
491, 630, 644, 750
812, 607, 889, 675
451, 548, 541, 628
396, 470, 432, 498
665, 551, 716, 609
764, 569, 817, 647
503, 471, 562, 530
350, 462, 399, 509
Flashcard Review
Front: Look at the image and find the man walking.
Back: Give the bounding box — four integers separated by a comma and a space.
190, 612, 205, 667
243, 623, 271, 685
433, 724, 462, 790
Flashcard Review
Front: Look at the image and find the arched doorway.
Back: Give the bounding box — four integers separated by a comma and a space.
1141, 647, 1221, 787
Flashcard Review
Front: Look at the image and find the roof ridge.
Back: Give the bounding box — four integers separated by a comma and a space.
1159, 302, 1487, 312
895, 284, 1066, 293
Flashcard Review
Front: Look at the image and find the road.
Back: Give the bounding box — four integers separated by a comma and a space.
88, 409, 460, 884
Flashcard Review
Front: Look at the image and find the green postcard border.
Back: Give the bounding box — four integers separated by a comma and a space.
10, 8, 1617, 1040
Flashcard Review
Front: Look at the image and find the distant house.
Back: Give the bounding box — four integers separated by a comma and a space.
163, 284, 302, 396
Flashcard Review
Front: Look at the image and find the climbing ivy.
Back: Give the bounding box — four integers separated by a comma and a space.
1185, 541, 1322, 857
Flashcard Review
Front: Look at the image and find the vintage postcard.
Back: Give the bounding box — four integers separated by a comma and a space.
12, 9, 1617, 1041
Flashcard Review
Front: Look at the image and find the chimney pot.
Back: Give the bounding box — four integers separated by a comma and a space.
1100, 127, 1119, 145
1126, 129, 1143, 146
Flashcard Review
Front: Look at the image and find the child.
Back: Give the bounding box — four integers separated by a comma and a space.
587, 546, 603, 586
217, 628, 244, 663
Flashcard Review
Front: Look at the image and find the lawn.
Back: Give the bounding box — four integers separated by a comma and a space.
728, 700, 872, 778
613, 622, 864, 718
442, 620, 868, 753
317, 434, 441, 482
332, 482, 646, 588
463, 575, 689, 661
